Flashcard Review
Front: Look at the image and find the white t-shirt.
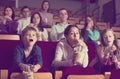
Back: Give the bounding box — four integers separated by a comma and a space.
52, 39, 88, 67
17, 17, 31, 34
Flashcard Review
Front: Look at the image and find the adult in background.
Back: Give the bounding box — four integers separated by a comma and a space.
40, 0, 53, 28
50, 8, 69, 41
2, 6, 15, 24
17, 6, 31, 34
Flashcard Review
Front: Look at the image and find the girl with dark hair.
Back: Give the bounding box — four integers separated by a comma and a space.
0, 6, 18, 34
2, 6, 15, 24
81, 15, 100, 46
90, 29, 120, 73
52, 25, 89, 79
40, 0, 53, 28
52, 24, 88, 67
29, 12, 48, 41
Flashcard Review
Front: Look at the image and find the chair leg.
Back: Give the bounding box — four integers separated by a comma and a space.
1, 70, 8, 79
55, 71, 62, 79
105, 72, 111, 79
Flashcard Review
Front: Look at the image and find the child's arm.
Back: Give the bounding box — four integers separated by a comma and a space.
19, 63, 31, 72
32, 64, 41, 72
33, 46, 43, 72
52, 42, 74, 67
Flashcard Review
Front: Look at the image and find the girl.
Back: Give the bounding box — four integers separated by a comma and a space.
52, 24, 88, 67
92, 29, 120, 73
52, 25, 89, 79
40, 0, 53, 27
2, 6, 15, 24
81, 15, 100, 46
30, 12, 48, 41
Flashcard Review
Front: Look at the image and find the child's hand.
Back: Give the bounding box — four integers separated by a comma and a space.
77, 39, 87, 48
115, 62, 120, 69
32, 64, 41, 72
19, 63, 31, 72
44, 18, 48, 24
72, 39, 82, 47
105, 53, 110, 59
110, 45, 117, 52
4, 15, 12, 21
73, 53, 81, 65
29, 23, 35, 27
86, 21, 93, 30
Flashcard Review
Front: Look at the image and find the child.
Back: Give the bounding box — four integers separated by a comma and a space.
40, 0, 53, 28
30, 12, 48, 41
52, 25, 89, 79
92, 29, 120, 73
50, 8, 69, 41
17, 6, 31, 34
13, 26, 42, 73
2, 6, 15, 24
52, 24, 88, 67
81, 15, 100, 46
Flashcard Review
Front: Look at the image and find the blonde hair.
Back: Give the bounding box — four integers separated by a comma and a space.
20, 26, 38, 40
101, 28, 118, 47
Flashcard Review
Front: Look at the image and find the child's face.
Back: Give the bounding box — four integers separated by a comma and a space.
5, 7, 13, 16
33, 14, 40, 25
23, 30, 37, 46
87, 17, 94, 28
43, 2, 49, 11
23, 8, 30, 18
59, 9, 68, 22
67, 27, 80, 43
103, 30, 115, 46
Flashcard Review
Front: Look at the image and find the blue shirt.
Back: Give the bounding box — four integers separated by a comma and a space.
13, 44, 42, 68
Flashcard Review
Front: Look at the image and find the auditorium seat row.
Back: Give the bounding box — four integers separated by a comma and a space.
2, 69, 118, 79
0, 33, 120, 79
0, 38, 99, 79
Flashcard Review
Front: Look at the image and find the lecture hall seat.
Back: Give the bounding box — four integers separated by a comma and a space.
67, 74, 105, 79
0, 69, 8, 79
10, 72, 53, 79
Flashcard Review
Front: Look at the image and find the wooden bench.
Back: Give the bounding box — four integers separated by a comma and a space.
111, 27, 120, 32
10, 72, 53, 79
114, 31, 120, 39
96, 22, 110, 31
0, 69, 8, 79
0, 34, 20, 40
67, 74, 105, 79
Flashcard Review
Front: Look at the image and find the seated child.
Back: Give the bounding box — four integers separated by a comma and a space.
13, 26, 42, 73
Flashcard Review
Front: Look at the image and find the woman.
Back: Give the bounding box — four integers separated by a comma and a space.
2, 6, 15, 24
52, 25, 89, 79
30, 12, 48, 41
40, 0, 53, 28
